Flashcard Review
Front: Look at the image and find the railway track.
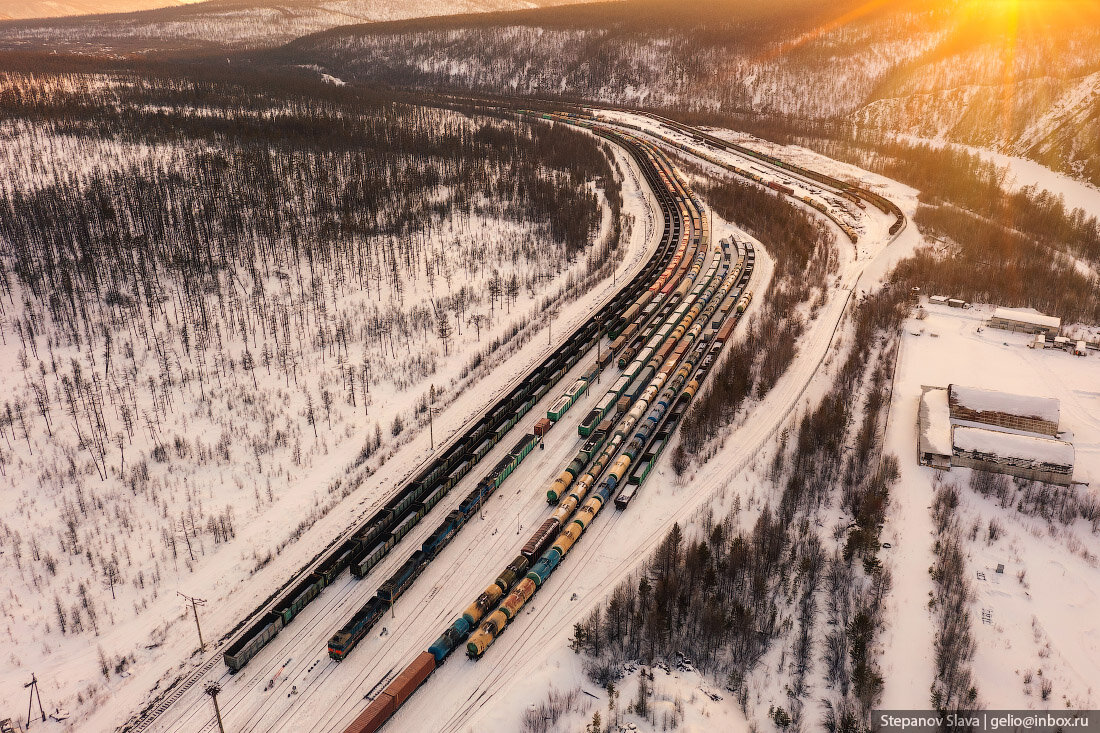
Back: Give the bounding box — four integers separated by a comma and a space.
135, 96, 907, 733
128, 654, 223, 733
131, 104, 692, 733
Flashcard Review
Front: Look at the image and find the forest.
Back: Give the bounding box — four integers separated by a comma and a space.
727, 127, 1100, 327
0, 63, 624, 705
673, 162, 838, 462
574, 285, 910, 731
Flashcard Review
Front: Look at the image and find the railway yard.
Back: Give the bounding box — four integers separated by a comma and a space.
126, 108, 909, 733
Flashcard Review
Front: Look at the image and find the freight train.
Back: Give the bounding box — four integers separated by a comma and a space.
221, 120, 693, 674
342, 233, 756, 733
327, 434, 538, 660
461, 233, 745, 660
640, 112, 906, 237
339, 114, 734, 733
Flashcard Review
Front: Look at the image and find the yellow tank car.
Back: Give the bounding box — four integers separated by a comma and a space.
551, 497, 577, 525
608, 454, 632, 483
573, 503, 597, 530
500, 578, 536, 619
552, 525, 581, 556
462, 584, 504, 626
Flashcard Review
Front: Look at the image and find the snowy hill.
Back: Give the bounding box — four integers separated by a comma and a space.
0, 0, 200, 22
0, 0, 591, 52
275, 0, 1100, 185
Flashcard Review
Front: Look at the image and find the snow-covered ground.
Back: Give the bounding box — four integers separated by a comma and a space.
176, 113, 907, 733
897, 133, 1100, 220
0, 111, 657, 730
11, 122, 660, 733
879, 301, 1100, 711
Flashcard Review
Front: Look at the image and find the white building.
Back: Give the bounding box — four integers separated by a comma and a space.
987, 307, 1061, 337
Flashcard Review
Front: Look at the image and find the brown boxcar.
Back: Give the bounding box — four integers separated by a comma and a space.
715, 318, 736, 344
344, 692, 395, 733
390, 652, 436, 706
533, 418, 552, 437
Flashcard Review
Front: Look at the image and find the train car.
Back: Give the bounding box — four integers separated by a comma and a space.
377, 550, 426, 605
458, 481, 491, 517
224, 611, 283, 671
352, 535, 396, 578
276, 573, 325, 626
534, 417, 552, 437
316, 537, 363, 586
421, 510, 465, 559
344, 652, 437, 733
390, 504, 425, 543
327, 597, 386, 660
546, 395, 571, 421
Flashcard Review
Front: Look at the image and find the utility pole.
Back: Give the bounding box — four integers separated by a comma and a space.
205, 682, 226, 733
178, 592, 207, 653
24, 673, 45, 729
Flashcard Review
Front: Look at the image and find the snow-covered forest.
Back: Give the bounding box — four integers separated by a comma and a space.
0, 68, 625, 714
274, 0, 1100, 185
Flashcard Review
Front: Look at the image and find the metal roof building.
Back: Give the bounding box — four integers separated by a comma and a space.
948, 384, 1059, 436
952, 426, 1074, 486
918, 386, 952, 468
987, 307, 1061, 337
917, 384, 1074, 485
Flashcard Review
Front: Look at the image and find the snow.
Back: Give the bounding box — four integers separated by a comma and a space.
991, 307, 1062, 331
75, 106, 946, 733
897, 133, 1100, 218
880, 303, 1100, 711
919, 387, 951, 456
950, 384, 1061, 426
953, 426, 1074, 469
0, 101, 658, 730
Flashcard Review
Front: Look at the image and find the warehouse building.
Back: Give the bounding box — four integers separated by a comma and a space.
987, 307, 1061, 337
917, 384, 1074, 485
947, 384, 1059, 436
918, 386, 952, 469
952, 427, 1074, 486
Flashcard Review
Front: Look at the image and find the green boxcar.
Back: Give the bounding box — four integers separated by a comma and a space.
547, 395, 571, 421
391, 505, 424, 542
352, 536, 396, 577
279, 573, 325, 625
628, 456, 655, 486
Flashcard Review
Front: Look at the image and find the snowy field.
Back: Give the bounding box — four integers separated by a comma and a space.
5, 96, 1097, 732
0, 108, 657, 730
880, 301, 1100, 711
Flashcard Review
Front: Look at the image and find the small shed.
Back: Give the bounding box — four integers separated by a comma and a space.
929, 295, 949, 306
1076, 341, 1088, 356
1053, 336, 1072, 351
1028, 334, 1046, 350
948, 298, 967, 308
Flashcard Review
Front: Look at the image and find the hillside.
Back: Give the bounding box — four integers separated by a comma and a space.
271, 0, 1100, 184
0, 0, 591, 53
0, 0, 201, 22
0, 66, 630, 726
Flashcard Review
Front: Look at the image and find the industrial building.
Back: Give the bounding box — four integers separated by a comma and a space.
947, 384, 1059, 436
987, 307, 1061, 337
917, 384, 1074, 486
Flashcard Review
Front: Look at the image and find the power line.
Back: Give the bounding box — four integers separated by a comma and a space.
177, 591, 207, 653
24, 673, 45, 729
205, 682, 226, 733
